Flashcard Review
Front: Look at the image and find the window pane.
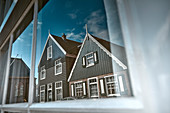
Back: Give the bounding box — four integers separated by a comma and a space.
6, 12, 34, 104
34, 0, 132, 103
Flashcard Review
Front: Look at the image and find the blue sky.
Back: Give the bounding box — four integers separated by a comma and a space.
11, 0, 123, 84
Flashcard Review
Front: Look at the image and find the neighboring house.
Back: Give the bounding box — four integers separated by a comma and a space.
6, 58, 34, 104
38, 33, 81, 102
68, 32, 132, 99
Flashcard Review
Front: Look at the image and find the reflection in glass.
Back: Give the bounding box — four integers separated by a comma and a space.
35, 0, 132, 103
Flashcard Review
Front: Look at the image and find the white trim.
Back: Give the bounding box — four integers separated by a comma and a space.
50, 34, 67, 55
40, 85, 45, 103
55, 81, 63, 101
54, 58, 62, 75
68, 33, 127, 82
47, 83, 53, 102
104, 75, 121, 97
88, 33, 127, 70
99, 79, 105, 94
83, 82, 86, 95
88, 77, 99, 98
67, 34, 88, 82
118, 76, 125, 92
38, 34, 66, 67
47, 45, 52, 60
71, 84, 74, 96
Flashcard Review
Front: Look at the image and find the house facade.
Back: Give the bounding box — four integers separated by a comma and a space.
38, 33, 81, 102
68, 33, 132, 99
6, 58, 32, 104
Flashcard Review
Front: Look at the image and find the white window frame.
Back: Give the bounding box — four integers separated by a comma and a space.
47, 45, 52, 60
104, 74, 121, 97
40, 85, 45, 103
40, 65, 46, 80
55, 81, 63, 101
74, 81, 83, 97
88, 77, 99, 98
47, 83, 53, 102
85, 52, 95, 67
55, 58, 62, 75
0, 0, 146, 112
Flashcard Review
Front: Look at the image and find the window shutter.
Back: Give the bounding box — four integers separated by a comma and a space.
83, 82, 87, 96
82, 56, 86, 67
94, 51, 98, 64
99, 78, 106, 96
71, 84, 74, 97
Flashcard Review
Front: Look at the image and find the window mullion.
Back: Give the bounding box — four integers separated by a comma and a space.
28, 0, 38, 107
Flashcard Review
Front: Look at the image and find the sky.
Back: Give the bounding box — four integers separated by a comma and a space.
11, 0, 124, 84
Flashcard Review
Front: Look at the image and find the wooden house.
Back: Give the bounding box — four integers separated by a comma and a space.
38, 33, 81, 102
68, 32, 132, 99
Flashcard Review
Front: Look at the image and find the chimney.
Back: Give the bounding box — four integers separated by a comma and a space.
62, 33, 66, 40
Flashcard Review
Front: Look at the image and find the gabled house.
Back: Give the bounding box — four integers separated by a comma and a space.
68, 32, 132, 99
6, 58, 34, 104
38, 33, 81, 102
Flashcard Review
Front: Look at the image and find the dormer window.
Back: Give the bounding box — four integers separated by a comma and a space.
82, 51, 98, 68
47, 45, 52, 60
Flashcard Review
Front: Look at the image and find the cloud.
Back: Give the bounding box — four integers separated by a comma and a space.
66, 32, 84, 42
84, 10, 109, 40
17, 37, 24, 42
68, 13, 77, 19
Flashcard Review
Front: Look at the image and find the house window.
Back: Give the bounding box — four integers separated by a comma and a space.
20, 83, 24, 96
40, 85, 45, 102
83, 52, 98, 68
88, 77, 99, 98
15, 82, 19, 96
47, 83, 52, 102
40, 66, 46, 80
47, 45, 52, 60
105, 75, 120, 96
55, 59, 62, 75
75, 82, 83, 97
55, 81, 62, 100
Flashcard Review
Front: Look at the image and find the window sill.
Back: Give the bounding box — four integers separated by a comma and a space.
86, 64, 95, 68
30, 97, 143, 112
55, 72, 62, 75
40, 78, 46, 80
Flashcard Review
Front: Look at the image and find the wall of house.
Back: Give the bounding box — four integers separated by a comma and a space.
70, 37, 113, 81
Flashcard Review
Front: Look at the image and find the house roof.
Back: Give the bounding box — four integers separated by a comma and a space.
51, 34, 81, 55
10, 58, 30, 77
38, 33, 81, 67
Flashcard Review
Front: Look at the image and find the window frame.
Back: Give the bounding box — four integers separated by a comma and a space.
19, 82, 24, 96
40, 65, 46, 80
54, 58, 62, 75
87, 77, 99, 98
0, 0, 145, 112
104, 74, 121, 97
55, 81, 63, 101
40, 85, 45, 103
15, 82, 19, 97
74, 81, 83, 97
47, 83, 53, 102
85, 52, 95, 67
47, 45, 52, 60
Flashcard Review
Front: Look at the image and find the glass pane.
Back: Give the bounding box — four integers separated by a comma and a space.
34, 0, 132, 103
6, 17, 33, 104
